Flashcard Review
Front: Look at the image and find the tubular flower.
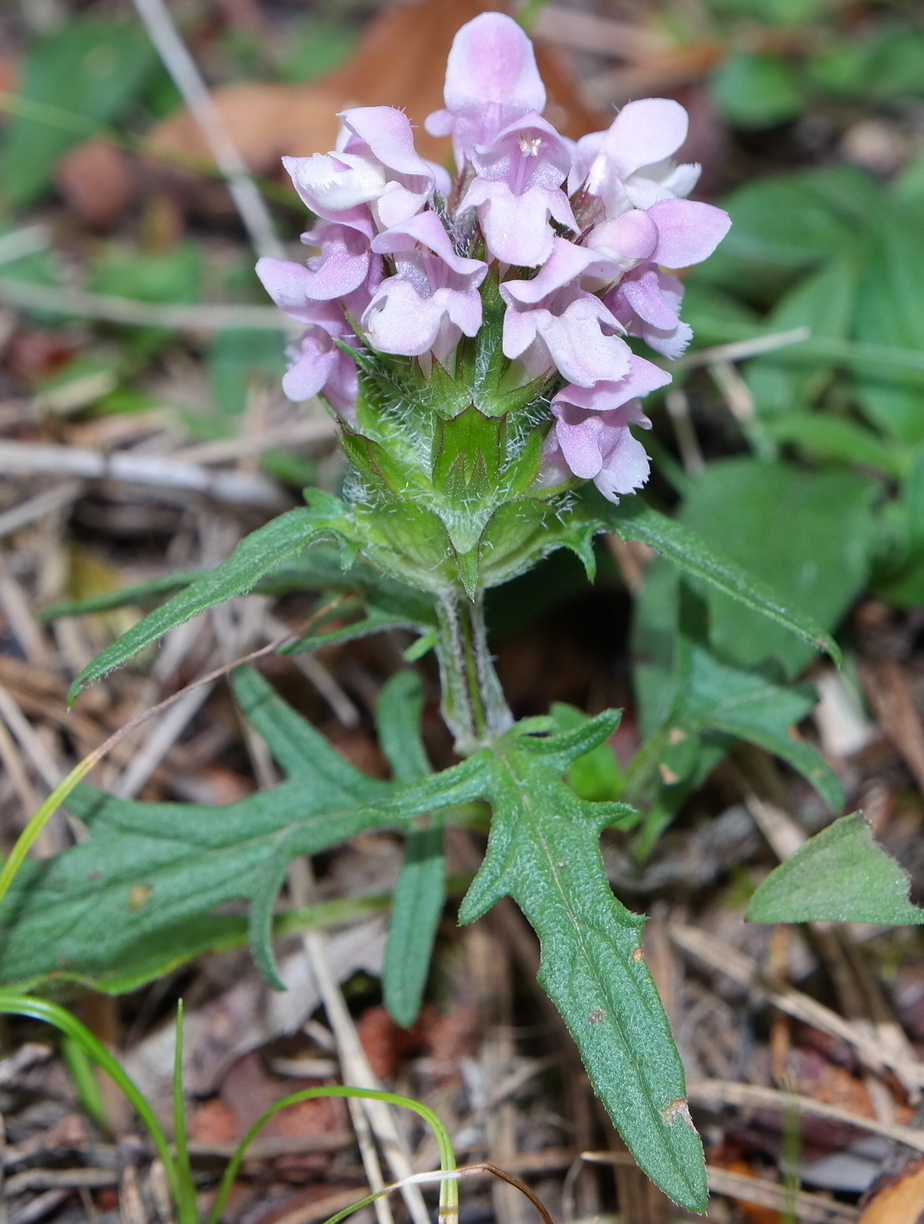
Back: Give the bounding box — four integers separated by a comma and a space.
258, 11, 730, 504
363, 210, 487, 361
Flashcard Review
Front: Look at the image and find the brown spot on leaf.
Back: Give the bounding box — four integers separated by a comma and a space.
128, 884, 152, 912
660, 1098, 697, 1133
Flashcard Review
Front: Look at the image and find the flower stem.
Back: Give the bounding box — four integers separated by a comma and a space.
435, 593, 512, 755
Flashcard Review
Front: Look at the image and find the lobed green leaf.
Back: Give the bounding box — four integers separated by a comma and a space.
458, 732, 707, 1212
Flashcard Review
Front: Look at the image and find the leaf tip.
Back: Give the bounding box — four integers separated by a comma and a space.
816, 634, 842, 666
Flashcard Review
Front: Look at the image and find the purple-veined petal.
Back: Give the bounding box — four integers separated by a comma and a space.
302, 224, 372, 299
255, 258, 346, 322
553, 406, 607, 479
281, 329, 358, 418
619, 267, 680, 330
551, 400, 653, 497
608, 268, 693, 359
282, 332, 338, 401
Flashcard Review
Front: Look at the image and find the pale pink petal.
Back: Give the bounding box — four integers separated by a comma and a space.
543, 298, 632, 386
371, 209, 486, 280
462, 180, 557, 266
620, 268, 680, 330
553, 407, 606, 479
502, 303, 543, 360
256, 258, 322, 322
363, 278, 441, 355
341, 107, 437, 181
598, 98, 689, 179
594, 425, 651, 501
551, 357, 670, 414
587, 210, 659, 263
441, 13, 545, 116
500, 238, 597, 305
648, 199, 732, 269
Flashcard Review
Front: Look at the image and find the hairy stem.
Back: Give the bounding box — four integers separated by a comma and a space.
435, 593, 512, 755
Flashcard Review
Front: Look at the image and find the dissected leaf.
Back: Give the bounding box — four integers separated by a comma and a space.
597, 492, 842, 665
747, 812, 924, 925
458, 719, 707, 1212
68, 492, 354, 701
550, 702, 623, 801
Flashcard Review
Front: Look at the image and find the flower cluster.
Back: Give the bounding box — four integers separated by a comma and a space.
257, 12, 729, 504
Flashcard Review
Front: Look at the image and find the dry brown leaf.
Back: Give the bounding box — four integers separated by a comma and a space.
720, 1159, 782, 1224
189, 1097, 239, 1145
859, 1156, 924, 1224
145, 83, 345, 178
0, 57, 17, 97
55, 139, 137, 230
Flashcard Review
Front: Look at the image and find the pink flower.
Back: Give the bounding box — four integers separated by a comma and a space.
256, 12, 732, 510
362, 210, 487, 361
605, 266, 692, 359
500, 239, 632, 386
571, 98, 701, 215
550, 397, 653, 503
283, 107, 449, 230
458, 115, 575, 267
425, 12, 546, 168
